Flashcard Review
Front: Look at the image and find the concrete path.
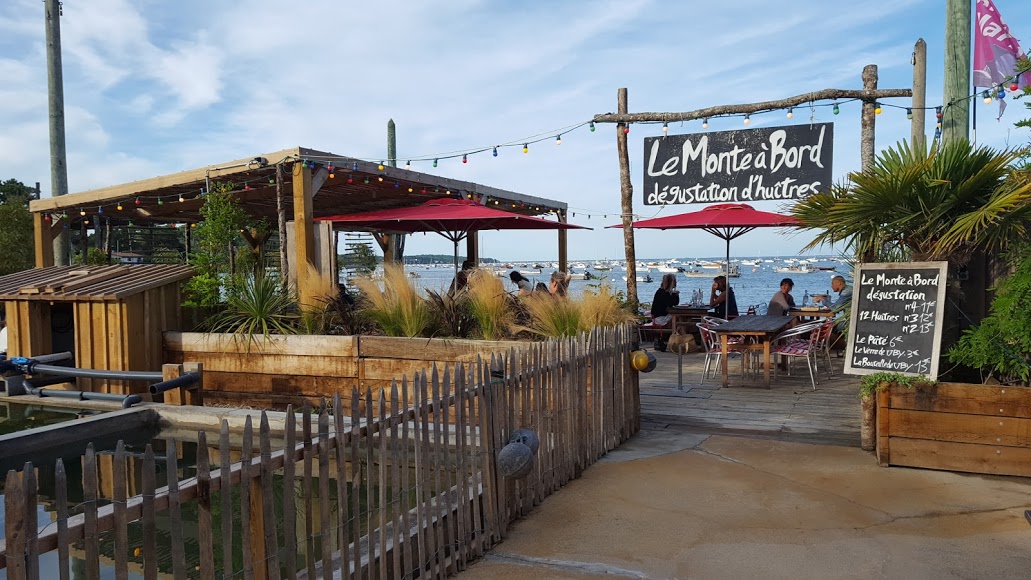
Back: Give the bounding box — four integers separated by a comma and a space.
461, 433, 1031, 579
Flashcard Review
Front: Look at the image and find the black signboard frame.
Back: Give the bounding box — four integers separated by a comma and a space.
642, 123, 833, 206
844, 261, 949, 379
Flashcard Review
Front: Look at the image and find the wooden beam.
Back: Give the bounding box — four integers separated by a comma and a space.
465, 232, 478, 266
592, 87, 913, 124
293, 162, 316, 310
29, 148, 300, 213
33, 213, 54, 268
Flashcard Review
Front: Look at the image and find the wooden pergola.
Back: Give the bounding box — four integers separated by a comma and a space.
29, 146, 570, 308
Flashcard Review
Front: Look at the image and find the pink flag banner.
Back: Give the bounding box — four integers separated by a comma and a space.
974, 0, 1028, 118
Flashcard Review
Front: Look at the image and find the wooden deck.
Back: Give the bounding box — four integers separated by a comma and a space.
639, 348, 861, 447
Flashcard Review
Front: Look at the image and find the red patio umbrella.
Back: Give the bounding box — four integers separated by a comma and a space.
612, 203, 800, 278
319, 197, 590, 276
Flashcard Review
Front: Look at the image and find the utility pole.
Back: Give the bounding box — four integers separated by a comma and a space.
44, 0, 70, 266
912, 39, 928, 151
942, 0, 971, 142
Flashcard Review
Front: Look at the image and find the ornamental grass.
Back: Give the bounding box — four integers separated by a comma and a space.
355, 264, 432, 337
465, 269, 516, 340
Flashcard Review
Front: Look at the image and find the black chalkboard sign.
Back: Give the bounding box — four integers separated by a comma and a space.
844, 261, 949, 379
642, 123, 833, 205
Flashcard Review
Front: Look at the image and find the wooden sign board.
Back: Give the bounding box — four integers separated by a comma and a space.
844, 261, 948, 379
642, 123, 833, 205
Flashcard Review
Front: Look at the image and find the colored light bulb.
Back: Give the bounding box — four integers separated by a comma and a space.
874, 103, 882, 114
702, 118, 709, 129
493, 147, 498, 156
117, 203, 123, 210
353, 162, 359, 171
832, 103, 840, 115
462, 154, 468, 164
378, 162, 384, 170
157, 198, 164, 205
1010, 81, 1019, 92
589, 121, 596, 132
983, 90, 993, 104
98, 206, 103, 214
743, 115, 751, 125
662, 122, 668, 135
906, 108, 913, 120
623, 125, 630, 134
179, 194, 185, 202
522, 144, 528, 154
555, 135, 562, 145
405, 160, 411, 170
432, 159, 438, 168
786, 108, 793, 119
135, 197, 141, 206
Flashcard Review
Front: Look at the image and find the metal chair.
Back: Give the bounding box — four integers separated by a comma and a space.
699, 323, 749, 381
770, 321, 825, 390
701, 316, 728, 326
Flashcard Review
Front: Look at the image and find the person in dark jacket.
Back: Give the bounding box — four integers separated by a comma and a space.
710, 275, 738, 319
650, 273, 680, 326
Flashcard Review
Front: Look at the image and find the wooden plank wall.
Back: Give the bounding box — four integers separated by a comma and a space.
1, 325, 640, 579
164, 332, 528, 410
876, 382, 1031, 477
5, 301, 53, 358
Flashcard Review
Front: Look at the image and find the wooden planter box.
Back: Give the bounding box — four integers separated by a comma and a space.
875, 382, 1031, 477
164, 332, 526, 409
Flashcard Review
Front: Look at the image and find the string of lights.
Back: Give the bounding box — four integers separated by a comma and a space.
46, 66, 1031, 225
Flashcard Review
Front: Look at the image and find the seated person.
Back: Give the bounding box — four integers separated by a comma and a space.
767, 277, 796, 316
650, 273, 680, 326
509, 271, 532, 295
448, 260, 476, 295
709, 275, 738, 319
533, 282, 549, 294
549, 271, 572, 297
817, 274, 853, 337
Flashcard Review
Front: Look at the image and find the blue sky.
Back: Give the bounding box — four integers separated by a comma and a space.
2, 0, 1031, 261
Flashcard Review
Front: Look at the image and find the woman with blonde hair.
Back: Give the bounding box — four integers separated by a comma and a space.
549, 270, 572, 297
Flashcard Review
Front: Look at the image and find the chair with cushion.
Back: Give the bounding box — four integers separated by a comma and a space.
699, 323, 750, 381
770, 321, 825, 390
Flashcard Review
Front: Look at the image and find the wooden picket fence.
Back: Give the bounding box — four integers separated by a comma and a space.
0, 326, 639, 579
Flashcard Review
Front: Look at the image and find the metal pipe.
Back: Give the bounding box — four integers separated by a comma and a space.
149, 372, 201, 395
24, 375, 75, 389
29, 364, 163, 381
29, 387, 141, 406
122, 394, 142, 408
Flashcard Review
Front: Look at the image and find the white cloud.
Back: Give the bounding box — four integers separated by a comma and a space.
2, 0, 1030, 260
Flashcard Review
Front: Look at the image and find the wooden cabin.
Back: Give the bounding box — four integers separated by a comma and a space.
0, 264, 193, 394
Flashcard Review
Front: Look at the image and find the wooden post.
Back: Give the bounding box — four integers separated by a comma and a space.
942, 0, 971, 143
466, 231, 479, 266
162, 363, 185, 406
616, 87, 638, 305
911, 39, 927, 151
275, 163, 289, 291
860, 65, 878, 173
557, 212, 568, 273
184, 362, 203, 406
292, 161, 317, 310
34, 213, 55, 268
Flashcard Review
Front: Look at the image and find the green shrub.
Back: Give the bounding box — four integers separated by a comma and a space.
205, 274, 299, 340
948, 244, 1031, 384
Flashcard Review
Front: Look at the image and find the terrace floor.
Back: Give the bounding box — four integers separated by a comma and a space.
461, 348, 1031, 579
639, 346, 861, 447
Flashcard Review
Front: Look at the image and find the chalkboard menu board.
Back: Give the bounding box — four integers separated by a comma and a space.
844, 261, 949, 379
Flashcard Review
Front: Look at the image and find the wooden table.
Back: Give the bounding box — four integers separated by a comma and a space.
669, 306, 709, 389
669, 306, 709, 333
715, 315, 794, 389
789, 307, 834, 322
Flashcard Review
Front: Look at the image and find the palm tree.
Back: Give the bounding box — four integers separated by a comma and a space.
791, 140, 1031, 265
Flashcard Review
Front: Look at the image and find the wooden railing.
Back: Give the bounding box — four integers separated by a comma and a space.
1, 326, 639, 579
